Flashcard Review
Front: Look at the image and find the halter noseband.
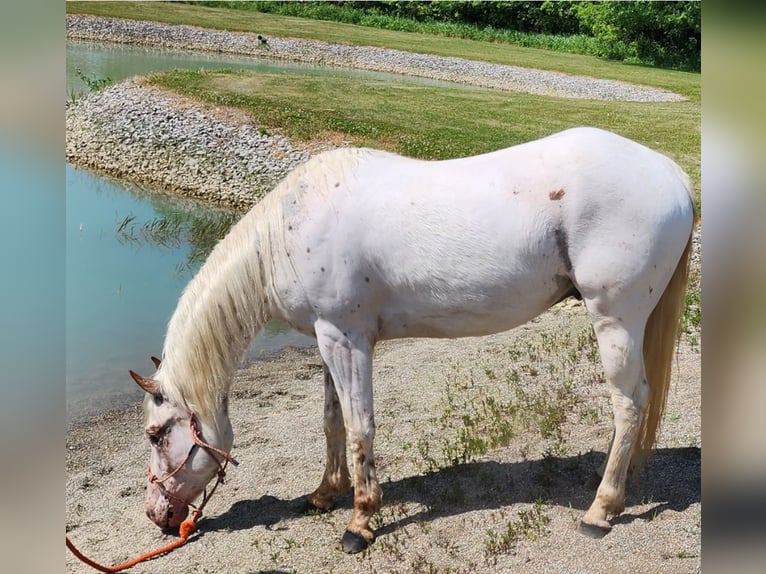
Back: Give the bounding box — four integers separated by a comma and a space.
149, 414, 238, 522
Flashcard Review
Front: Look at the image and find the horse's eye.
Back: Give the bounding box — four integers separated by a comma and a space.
153, 393, 164, 406
146, 426, 167, 447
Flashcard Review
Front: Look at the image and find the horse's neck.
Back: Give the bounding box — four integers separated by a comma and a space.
160, 205, 274, 426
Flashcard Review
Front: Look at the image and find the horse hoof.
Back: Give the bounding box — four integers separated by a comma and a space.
341, 530, 372, 554
578, 519, 611, 539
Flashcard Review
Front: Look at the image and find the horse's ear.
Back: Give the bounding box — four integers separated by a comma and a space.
150, 356, 162, 369
130, 370, 161, 397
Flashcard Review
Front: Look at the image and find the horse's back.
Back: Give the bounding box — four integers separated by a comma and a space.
266, 128, 694, 338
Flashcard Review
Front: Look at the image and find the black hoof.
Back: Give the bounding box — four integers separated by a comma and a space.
578, 520, 611, 539
296, 498, 331, 515
341, 530, 372, 554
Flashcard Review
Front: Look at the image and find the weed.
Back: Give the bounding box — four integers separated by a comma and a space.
579, 407, 600, 425
69, 68, 114, 101
74, 68, 113, 92
415, 321, 601, 474
483, 499, 551, 564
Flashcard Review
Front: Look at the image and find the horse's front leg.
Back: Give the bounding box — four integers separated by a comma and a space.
307, 364, 352, 511
315, 319, 382, 554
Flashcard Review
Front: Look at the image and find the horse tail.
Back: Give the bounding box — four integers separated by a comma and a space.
633, 196, 696, 470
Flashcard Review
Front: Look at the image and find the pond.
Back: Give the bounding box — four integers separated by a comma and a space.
65, 164, 315, 423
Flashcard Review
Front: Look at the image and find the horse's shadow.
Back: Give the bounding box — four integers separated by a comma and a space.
201, 446, 699, 537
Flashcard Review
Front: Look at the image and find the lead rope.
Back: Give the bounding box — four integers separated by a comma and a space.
66, 416, 237, 572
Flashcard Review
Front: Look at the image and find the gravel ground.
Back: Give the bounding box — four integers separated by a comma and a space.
66, 16, 701, 574
66, 306, 700, 574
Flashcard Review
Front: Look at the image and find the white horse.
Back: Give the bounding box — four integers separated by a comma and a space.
129, 127, 695, 553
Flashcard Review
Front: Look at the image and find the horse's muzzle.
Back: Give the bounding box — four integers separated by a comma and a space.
145, 482, 190, 530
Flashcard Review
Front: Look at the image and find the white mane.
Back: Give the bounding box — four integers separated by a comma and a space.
155, 148, 376, 430
157, 193, 284, 430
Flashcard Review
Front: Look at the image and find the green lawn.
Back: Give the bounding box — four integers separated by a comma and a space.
68, 1, 700, 201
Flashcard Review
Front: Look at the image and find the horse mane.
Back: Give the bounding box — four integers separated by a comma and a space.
155, 147, 380, 431
157, 193, 286, 432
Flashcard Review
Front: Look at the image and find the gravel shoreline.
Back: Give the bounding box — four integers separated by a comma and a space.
67, 78, 322, 209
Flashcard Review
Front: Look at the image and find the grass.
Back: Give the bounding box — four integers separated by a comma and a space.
221, 1, 606, 58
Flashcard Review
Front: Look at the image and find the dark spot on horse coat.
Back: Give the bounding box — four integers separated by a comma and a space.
335, 182, 340, 188
554, 227, 572, 272
364, 277, 370, 283
549, 188, 566, 200
306, 247, 311, 253
355, 500, 376, 514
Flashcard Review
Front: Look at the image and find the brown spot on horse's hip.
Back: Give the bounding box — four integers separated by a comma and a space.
549, 189, 566, 200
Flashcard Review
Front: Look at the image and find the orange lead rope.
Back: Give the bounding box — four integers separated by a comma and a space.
66, 415, 237, 572
65, 515, 198, 573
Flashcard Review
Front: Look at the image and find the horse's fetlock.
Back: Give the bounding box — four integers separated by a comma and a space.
596, 487, 625, 515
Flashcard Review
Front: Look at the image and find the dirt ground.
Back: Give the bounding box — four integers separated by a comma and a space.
66, 296, 700, 574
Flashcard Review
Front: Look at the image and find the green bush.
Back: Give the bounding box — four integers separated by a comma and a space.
575, 1, 700, 71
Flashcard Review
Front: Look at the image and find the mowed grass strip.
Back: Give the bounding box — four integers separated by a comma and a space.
148, 69, 700, 201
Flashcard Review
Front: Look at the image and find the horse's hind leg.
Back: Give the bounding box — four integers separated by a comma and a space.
306, 364, 352, 512
314, 318, 382, 553
580, 313, 648, 537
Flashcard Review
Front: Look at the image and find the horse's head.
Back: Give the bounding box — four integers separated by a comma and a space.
130, 358, 234, 532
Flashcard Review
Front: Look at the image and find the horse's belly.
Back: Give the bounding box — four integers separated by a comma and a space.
376, 277, 571, 340
377, 309, 540, 340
